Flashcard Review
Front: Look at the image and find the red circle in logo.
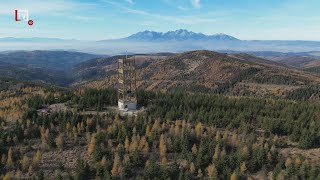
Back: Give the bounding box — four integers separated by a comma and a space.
28, 20, 34, 26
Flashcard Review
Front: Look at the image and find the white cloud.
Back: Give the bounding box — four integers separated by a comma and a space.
0, 0, 94, 15
191, 0, 201, 9
178, 6, 189, 11
125, 0, 135, 5
103, 0, 215, 24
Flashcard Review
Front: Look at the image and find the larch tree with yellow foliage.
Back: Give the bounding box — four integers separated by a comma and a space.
159, 134, 167, 158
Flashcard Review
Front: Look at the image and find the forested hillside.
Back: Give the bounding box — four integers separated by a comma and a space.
0, 51, 97, 86
0, 50, 319, 179
77, 50, 320, 100
0, 87, 319, 179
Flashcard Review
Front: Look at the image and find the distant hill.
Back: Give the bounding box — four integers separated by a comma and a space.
72, 54, 167, 82
72, 56, 118, 82
304, 61, 320, 74
243, 51, 320, 74
0, 62, 70, 86
0, 49, 319, 99
262, 56, 320, 68
0, 50, 98, 85
0, 50, 98, 71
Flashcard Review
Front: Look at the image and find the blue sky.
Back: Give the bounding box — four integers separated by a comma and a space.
0, 0, 319, 40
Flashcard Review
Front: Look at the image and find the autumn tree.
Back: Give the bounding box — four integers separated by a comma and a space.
143, 142, 149, 157
1, 154, 6, 165
124, 136, 130, 152
230, 171, 238, 180
3, 171, 14, 180
213, 145, 220, 160
192, 144, 198, 155
88, 133, 96, 154
20, 155, 30, 171
215, 131, 221, 143
55, 134, 64, 149
101, 156, 107, 168
33, 150, 42, 167
111, 153, 120, 177
285, 158, 292, 169
189, 162, 196, 175
195, 122, 203, 138
197, 169, 203, 178
6, 148, 14, 169
240, 162, 247, 174
159, 134, 167, 158
129, 135, 139, 153
207, 164, 218, 179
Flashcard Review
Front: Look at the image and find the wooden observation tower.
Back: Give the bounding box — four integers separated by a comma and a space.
118, 54, 137, 111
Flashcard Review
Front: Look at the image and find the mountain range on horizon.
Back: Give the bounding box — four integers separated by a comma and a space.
1, 29, 319, 42
0, 29, 239, 42
122, 29, 240, 41
2, 29, 320, 54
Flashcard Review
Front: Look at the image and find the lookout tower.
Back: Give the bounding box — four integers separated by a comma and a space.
118, 55, 137, 111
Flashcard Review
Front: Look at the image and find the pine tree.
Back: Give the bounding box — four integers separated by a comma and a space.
104, 169, 111, 180
75, 158, 91, 180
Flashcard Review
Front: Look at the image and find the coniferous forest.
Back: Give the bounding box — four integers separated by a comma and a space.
0, 86, 319, 179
